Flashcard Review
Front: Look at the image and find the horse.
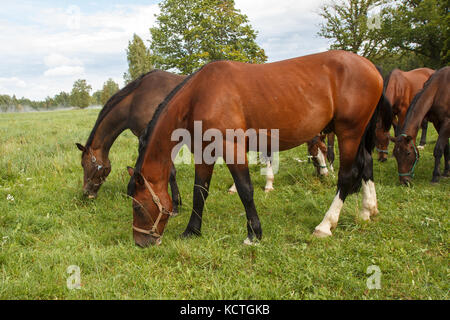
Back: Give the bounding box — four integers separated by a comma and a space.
391, 66, 449, 185
375, 68, 434, 162
75, 70, 185, 212
228, 134, 330, 194
126, 50, 391, 247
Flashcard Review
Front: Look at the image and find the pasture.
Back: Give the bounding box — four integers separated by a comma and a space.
0, 108, 448, 299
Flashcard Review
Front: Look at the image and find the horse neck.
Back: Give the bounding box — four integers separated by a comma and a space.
142, 94, 190, 184
402, 86, 436, 139
89, 98, 131, 160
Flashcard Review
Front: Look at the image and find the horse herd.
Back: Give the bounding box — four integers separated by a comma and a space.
75, 50, 449, 247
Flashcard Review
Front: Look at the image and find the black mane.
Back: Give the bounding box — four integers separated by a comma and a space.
85, 69, 158, 147
127, 68, 203, 196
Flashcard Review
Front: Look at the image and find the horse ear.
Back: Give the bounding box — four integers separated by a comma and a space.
76, 143, 86, 152
127, 166, 134, 177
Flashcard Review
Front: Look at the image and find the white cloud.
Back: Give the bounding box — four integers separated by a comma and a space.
44, 54, 83, 68
44, 66, 85, 77
0, 77, 27, 90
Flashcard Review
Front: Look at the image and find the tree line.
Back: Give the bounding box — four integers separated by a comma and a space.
1, 0, 447, 112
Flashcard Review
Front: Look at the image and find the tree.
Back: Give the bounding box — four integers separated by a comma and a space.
150, 0, 267, 74
91, 90, 102, 106
70, 79, 92, 109
53, 91, 71, 108
100, 79, 120, 105
123, 34, 154, 84
318, 0, 385, 59
381, 0, 449, 68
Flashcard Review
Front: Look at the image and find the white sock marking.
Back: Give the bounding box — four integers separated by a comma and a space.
314, 191, 344, 237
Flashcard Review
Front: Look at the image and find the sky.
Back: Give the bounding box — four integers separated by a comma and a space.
0, 0, 330, 100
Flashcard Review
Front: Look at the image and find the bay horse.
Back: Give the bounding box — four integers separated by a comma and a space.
127, 50, 391, 247
76, 70, 185, 212
391, 66, 449, 185
228, 135, 330, 194
375, 68, 434, 162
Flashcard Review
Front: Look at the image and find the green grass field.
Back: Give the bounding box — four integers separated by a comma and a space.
0, 109, 448, 299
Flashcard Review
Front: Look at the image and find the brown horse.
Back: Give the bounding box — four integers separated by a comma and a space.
76, 70, 185, 211
375, 68, 434, 162
391, 66, 449, 185
127, 50, 391, 247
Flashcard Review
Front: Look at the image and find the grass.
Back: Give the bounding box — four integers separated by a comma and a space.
0, 108, 448, 300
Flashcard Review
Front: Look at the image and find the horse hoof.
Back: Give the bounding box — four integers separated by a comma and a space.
243, 237, 259, 246
181, 229, 201, 239
417, 145, 425, 150
228, 190, 237, 194
88, 195, 96, 199
313, 228, 332, 238
264, 187, 274, 193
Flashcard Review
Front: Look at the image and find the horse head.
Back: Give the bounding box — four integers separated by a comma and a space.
391, 134, 419, 186
127, 167, 173, 247
76, 143, 111, 198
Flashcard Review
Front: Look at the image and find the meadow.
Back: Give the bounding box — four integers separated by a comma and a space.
0, 108, 448, 299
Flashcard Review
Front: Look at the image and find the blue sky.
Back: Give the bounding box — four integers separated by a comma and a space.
0, 1, 329, 100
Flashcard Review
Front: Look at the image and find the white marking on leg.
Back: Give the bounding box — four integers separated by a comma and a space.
228, 183, 237, 194
316, 149, 329, 176
313, 191, 344, 237
360, 180, 378, 221
264, 161, 274, 192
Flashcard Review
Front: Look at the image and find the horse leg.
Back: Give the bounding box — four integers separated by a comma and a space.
314, 130, 368, 237
228, 158, 274, 193
360, 149, 378, 221
431, 125, 450, 183
264, 160, 274, 192
227, 162, 262, 244
181, 163, 215, 237
327, 133, 335, 172
443, 142, 449, 177
169, 164, 182, 214
418, 119, 428, 149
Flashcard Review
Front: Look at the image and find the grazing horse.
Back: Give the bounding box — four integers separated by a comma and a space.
375, 68, 434, 162
76, 70, 185, 212
391, 66, 449, 185
127, 51, 391, 247
228, 135, 330, 194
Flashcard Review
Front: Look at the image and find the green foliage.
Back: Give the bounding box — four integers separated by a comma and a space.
318, 0, 449, 69
318, 0, 384, 58
0, 109, 448, 299
91, 90, 102, 106
100, 79, 120, 106
123, 34, 154, 84
70, 79, 92, 109
380, 0, 449, 68
150, 0, 267, 74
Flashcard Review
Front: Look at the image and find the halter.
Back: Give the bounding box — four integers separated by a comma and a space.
86, 149, 109, 186
376, 147, 389, 154
88, 149, 104, 171
398, 134, 419, 178
132, 175, 175, 239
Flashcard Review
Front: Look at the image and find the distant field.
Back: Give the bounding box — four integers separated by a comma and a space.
0, 109, 448, 299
